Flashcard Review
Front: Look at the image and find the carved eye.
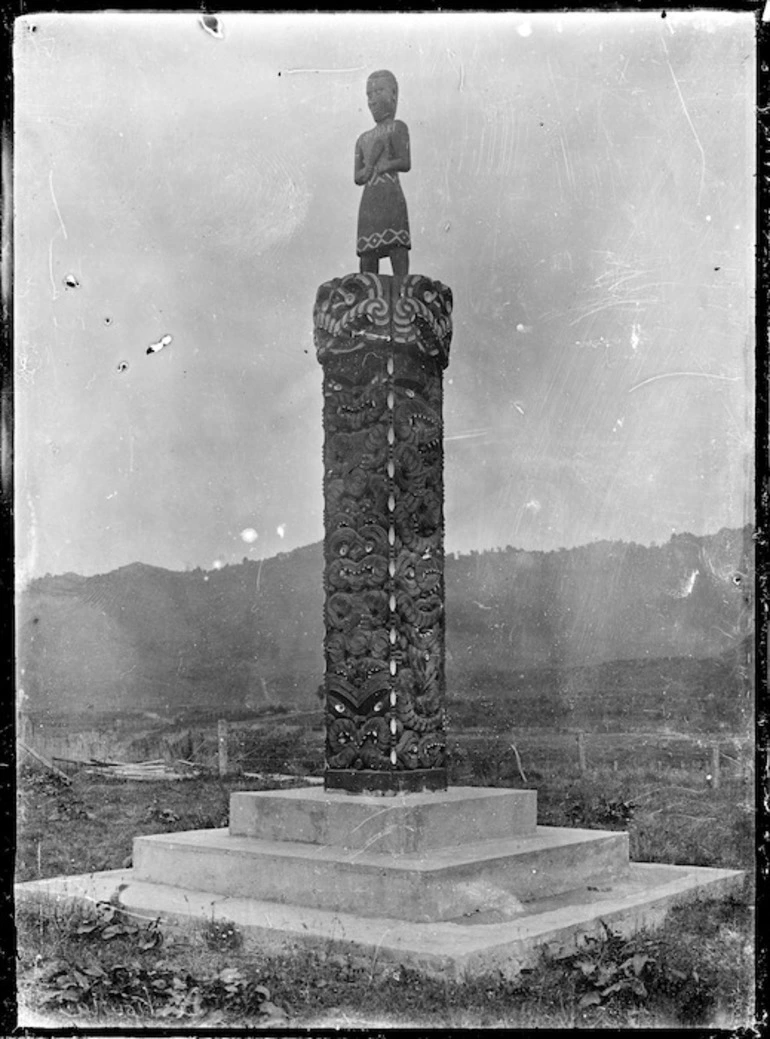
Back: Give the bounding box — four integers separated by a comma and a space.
331, 382, 343, 391
334, 703, 345, 713
339, 545, 348, 556
365, 543, 373, 553
373, 702, 382, 712
406, 389, 415, 398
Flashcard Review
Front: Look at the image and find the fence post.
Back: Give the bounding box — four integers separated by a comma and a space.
577, 731, 587, 775
218, 719, 229, 777
710, 743, 720, 790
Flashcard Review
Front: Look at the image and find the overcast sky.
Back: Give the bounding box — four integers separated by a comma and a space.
14, 11, 754, 581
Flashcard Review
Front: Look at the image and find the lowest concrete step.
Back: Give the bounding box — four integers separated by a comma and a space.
17, 861, 743, 982
132, 825, 630, 923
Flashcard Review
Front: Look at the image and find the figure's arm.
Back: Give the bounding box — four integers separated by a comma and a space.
354, 139, 372, 185
377, 121, 411, 174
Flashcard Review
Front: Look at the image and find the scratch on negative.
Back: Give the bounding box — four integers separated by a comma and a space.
444, 429, 491, 443
281, 66, 366, 75
48, 240, 58, 300
628, 371, 741, 394
661, 39, 706, 206
345, 827, 403, 861
49, 170, 67, 239
349, 806, 400, 834
569, 298, 660, 325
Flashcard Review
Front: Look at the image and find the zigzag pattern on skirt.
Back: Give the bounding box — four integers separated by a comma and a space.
357, 228, 411, 254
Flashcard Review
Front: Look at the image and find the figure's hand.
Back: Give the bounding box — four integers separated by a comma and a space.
369, 138, 386, 163
361, 164, 374, 183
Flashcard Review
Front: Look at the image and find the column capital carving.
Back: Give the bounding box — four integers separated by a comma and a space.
313, 273, 453, 368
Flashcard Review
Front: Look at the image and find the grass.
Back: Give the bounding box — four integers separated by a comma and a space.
15, 886, 755, 1029
14, 728, 758, 1029
15, 767, 308, 883
17, 741, 754, 884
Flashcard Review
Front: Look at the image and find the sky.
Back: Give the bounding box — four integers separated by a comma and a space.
14, 11, 755, 581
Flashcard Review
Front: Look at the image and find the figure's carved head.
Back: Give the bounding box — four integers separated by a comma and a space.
367, 70, 398, 123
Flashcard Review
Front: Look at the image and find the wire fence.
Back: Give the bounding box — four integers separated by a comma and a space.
19, 711, 753, 791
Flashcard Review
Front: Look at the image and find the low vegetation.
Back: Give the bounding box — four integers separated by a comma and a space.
16, 884, 754, 1028
15, 728, 757, 1030
15, 767, 309, 883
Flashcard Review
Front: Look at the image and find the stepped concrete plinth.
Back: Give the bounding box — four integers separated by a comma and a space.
229, 786, 537, 852
138, 788, 624, 923
16, 784, 744, 980
132, 827, 629, 923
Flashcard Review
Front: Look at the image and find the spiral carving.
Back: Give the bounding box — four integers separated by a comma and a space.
315, 273, 452, 789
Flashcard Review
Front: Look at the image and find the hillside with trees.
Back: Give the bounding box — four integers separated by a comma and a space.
17, 527, 753, 729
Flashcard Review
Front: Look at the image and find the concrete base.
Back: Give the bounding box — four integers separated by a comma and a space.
133, 825, 630, 922
230, 785, 538, 852
17, 862, 742, 981
16, 785, 744, 980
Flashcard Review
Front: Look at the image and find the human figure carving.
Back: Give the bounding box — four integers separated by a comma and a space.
355, 70, 411, 277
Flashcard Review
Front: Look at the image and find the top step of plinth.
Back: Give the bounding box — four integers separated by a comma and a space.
229, 785, 536, 855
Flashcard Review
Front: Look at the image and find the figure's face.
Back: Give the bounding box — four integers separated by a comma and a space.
367, 77, 396, 122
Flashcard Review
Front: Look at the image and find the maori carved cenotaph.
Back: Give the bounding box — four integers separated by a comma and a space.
314, 67, 452, 793
17, 70, 743, 985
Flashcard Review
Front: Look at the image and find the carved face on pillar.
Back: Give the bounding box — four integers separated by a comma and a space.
367, 71, 398, 124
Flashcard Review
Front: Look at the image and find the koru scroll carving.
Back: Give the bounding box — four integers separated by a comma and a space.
314, 273, 453, 793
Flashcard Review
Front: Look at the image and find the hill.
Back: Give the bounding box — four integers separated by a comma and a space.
17, 527, 753, 726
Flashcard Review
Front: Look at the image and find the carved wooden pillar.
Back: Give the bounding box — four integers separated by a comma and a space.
313, 273, 453, 793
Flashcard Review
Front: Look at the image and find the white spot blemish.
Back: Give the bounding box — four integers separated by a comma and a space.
675, 570, 699, 598
517, 22, 532, 36
240, 528, 258, 544
276, 524, 286, 539
147, 334, 172, 355
524, 500, 541, 513
212, 559, 224, 571
630, 323, 641, 352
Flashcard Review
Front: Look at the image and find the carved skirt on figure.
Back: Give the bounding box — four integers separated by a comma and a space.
357, 171, 411, 259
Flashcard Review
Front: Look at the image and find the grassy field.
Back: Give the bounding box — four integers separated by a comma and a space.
15, 887, 755, 1029
14, 726, 758, 1029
